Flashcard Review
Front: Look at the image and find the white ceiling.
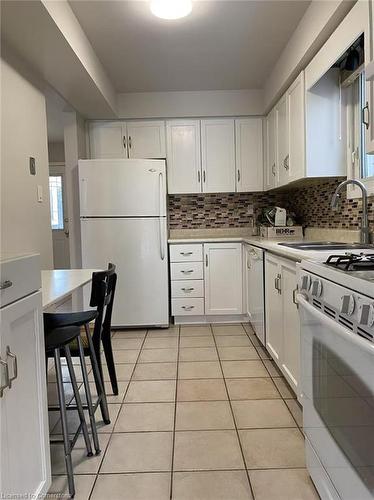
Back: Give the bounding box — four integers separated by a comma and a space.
69, 0, 310, 93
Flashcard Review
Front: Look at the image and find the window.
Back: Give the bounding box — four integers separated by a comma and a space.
359, 74, 374, 179
49, 175, 64, 230
346, 71, 374, 195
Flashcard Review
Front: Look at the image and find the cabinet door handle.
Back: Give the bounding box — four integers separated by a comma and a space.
203, 170, 206, 183
181, 287, 194, 292
205, 254, 208, 267
129, 135, 132, 149
181, 269, 194, 274
182, 305, 194, 311
271, 163, 276, 176
123, 135, 127, 150
237, 169, 241, 182
363, 102, 370, 130
6, 346, 17, 388
274, 274, 282, 293
180, 252, 193, 256
277, 274, 282, 294
197, 170, 201, 183
0, 358, 9, 398
0, 280, 12, 290
284, 154, 289, 170
292, 288, 299, 308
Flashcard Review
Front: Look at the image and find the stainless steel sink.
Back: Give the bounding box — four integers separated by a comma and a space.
277, 241, 374, 251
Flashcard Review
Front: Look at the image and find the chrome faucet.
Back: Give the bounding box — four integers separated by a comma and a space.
331, 179, 370, 244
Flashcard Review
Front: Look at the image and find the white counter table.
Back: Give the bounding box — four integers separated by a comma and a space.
42, 269, 101, 311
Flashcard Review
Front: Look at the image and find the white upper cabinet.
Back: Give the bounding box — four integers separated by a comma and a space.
89, 121, 127, 159
276, 94, 288, 187
264, 109, 277, 190
166, 120, 202, 194
235, 118, 263, 192
201, 119, 236, 193
88, 120, 166, 159
287, 72, 305, 182
204, 242, 243, 315
127, 121, 166, 159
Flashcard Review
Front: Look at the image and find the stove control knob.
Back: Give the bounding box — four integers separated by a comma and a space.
300, 275, 311, 291
359, 304, 373, 326
369, 305, 374, 327
341, 295, 355, 316
311, 279, 323, 298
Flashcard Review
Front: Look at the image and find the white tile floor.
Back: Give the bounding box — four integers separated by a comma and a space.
47, 323, 319, 500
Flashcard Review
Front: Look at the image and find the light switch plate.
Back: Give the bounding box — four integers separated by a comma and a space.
29, 157, 36, 175
37, 185, 43, 203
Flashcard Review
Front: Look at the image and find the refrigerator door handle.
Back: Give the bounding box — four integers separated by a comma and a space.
158, 172, 165, 261
159, 171, 164, 216
80, 178, 87, 214
159, 216, 165, 261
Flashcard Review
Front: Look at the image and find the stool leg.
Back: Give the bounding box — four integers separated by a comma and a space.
54, 348, 75, 498
102, 332, 118, 396
85, 324, 110, 425
77, 335, 101, 455
64, 345, 93, 457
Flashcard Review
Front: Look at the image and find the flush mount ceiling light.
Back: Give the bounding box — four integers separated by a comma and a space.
150, 0, 192, 20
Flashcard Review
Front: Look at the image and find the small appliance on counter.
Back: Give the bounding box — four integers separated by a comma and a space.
258, 206, 302, 238
260, 226, 303, 238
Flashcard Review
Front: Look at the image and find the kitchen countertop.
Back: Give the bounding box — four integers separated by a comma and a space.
168, 228, 371, 263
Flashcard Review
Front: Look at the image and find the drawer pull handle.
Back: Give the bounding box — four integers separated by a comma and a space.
0, 280, 12, 290
6, 346, 17, 388
180, 252, 193, 256
181, 269, 193, 274
182, 305, 195, 311
181, 287, 194, 292
0, 358, 9, 398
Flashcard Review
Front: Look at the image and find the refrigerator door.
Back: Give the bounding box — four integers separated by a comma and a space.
81, 217, 169, 327
79, 159, 166, 217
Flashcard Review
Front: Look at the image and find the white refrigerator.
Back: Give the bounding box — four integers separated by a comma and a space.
79, 159, 169, 327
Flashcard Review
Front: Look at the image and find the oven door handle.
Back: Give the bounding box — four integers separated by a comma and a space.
297, 294, 374, 354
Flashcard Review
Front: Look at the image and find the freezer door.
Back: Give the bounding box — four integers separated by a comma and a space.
81, 217, 169, 327
79, 159, 166, 217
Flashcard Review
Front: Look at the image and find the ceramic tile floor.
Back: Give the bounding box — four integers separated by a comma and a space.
47, 323, 319, 500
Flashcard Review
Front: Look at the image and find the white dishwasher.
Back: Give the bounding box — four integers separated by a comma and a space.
244, 244, 265, 345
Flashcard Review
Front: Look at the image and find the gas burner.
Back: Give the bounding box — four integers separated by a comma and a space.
325, 253, 374, 271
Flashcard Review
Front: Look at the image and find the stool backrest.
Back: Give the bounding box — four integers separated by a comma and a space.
90, 263, 117, 344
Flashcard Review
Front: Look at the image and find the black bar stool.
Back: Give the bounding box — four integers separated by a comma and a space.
44, 263, 117, 425
46, 325, 99, 498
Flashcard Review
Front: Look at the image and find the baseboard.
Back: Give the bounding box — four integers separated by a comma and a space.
173, 314, 249, 325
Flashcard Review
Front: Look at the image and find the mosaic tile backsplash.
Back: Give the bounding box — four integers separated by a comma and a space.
168, 178, 374, 232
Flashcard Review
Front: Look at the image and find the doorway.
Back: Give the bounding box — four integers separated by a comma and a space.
49, 163, 70, 269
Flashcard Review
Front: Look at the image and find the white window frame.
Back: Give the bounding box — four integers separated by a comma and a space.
346, 73, 374, 198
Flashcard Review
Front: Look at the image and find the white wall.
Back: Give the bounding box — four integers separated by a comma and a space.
264, 0, 355, 111
117, 89, 264, 119
1, 55, 53, 268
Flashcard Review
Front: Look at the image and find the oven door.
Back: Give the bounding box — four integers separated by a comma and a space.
298, 295, 374, 500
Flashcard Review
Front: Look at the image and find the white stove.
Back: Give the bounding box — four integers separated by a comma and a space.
298, 253, 374, 500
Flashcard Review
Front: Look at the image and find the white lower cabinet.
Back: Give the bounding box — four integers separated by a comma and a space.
265, 253, 300, 396
0, 256, 50, 497
204, 243, 243, 316
170, 242, 243, 320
